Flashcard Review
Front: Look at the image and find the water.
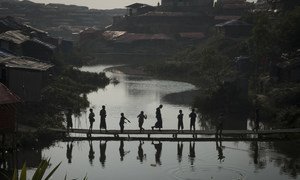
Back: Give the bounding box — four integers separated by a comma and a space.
74, 65, 197, 131
4, 65, 299, 180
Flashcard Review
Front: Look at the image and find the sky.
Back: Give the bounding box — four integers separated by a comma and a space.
30, 0, 159, 9
29, 0, 256, 10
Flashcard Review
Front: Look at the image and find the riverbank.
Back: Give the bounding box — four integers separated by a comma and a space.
11, 67, 110, 148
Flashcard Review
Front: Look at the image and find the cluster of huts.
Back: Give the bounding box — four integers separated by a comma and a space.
0, 16, 73, 135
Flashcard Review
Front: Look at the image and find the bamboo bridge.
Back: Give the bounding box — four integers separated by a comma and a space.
48, 128, 300, 142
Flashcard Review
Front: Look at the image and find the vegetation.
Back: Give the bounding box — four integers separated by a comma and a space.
147, 6, 300, 128
1, 160, 88, 180
1, 159, 60, 180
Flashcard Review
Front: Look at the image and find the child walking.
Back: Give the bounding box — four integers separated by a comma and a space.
137, 111, 147, 132
120, 113, 131, 133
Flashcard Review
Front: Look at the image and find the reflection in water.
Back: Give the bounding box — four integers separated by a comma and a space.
216, 140, 225, 163
249, 141, 266, 170
177, 142, 183, 163
99, 141, 107, 168
137, 141, 146, 163
188, 142, 195, 166
88, 140, 95, 165
152, 141, 162, 166
66, 143, 73, 164
119, 140, 130, 161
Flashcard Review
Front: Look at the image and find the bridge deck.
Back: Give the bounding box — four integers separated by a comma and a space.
49, 128, 300, 136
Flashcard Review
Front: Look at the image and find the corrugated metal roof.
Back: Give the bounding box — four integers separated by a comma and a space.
31, 38, 56, 50
0, 30, 56, 50
0, 30, 29, 44
0, 83, 20, 105
0, 16, 23, 32
103, 31, 127, 40
0, 56, 53, 71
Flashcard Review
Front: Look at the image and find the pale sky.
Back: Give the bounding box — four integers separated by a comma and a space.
29, 0, 256, 10
30, 0, 159, 9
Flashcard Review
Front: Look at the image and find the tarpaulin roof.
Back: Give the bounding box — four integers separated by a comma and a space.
0, 83, 20, 105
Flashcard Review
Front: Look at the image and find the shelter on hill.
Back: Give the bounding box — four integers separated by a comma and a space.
0, 56, 53, 102
0, 30, 56, 61
215, 19, 252, 37
126, 3, 155, 16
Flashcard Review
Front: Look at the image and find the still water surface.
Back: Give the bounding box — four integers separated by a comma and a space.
26, 65, 299, 179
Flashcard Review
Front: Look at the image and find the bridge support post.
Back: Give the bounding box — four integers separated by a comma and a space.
148, 134, 150, 138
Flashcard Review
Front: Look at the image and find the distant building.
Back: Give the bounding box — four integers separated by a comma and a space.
0, 82, 20, 133
214, 0, 251, 16
0, 30, 56, 61
0, 56, 53, 102
215, 19, 252, 38
160, 0, 214, 13
126, 3, 155, 16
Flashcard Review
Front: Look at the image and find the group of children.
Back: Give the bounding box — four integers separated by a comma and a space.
86, 105, 198, 133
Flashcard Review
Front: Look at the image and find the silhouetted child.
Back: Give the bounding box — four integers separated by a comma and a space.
177, 110, 184, 132
89, 109, 95, 132
189, 109, 197, 132
120, 113, 131, 133
137, 111, 147, 132
254, 108, 260, 132
216, 113, 224, 139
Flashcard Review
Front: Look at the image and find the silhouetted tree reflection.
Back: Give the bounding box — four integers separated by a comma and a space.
66, 142, 73, 164
137, 141, 146, 163
152, 141, 162, 166
177, 142, 183, 163
88, 140, 95, 165
270, 141, 300, 179
99, 140, 107, 168
119, 140, 130, 161
189, 142, 195, 166
216, 140, 225, 163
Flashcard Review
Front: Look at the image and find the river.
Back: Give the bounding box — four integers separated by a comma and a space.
12, 65, 300, 179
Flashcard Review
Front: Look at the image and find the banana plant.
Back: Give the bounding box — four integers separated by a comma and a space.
3, 159, 61, 180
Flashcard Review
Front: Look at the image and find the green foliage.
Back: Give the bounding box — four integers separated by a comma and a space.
2, 160, 89, 180
3, 159, 61, 180
41, 67, 109, 114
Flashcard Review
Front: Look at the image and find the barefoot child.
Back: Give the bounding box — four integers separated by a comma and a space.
137, 111, 147, 132
120, 113, 131, 133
